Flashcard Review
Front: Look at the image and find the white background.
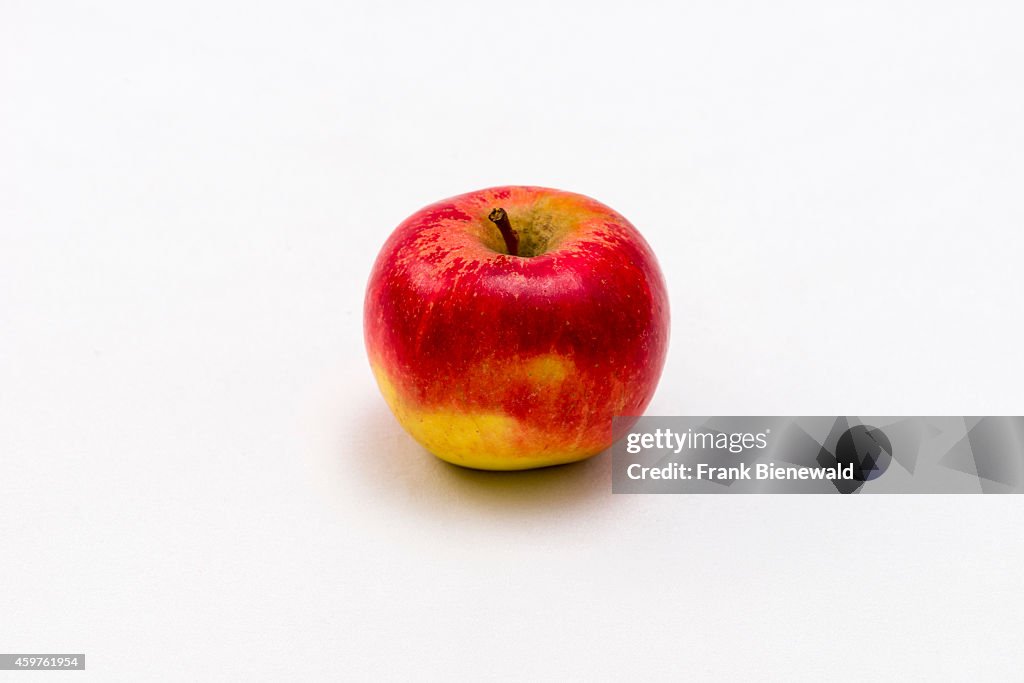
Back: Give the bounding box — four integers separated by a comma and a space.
2, 1, 1023, 680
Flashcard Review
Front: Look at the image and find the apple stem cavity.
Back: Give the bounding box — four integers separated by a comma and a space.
488, 208, 520, 257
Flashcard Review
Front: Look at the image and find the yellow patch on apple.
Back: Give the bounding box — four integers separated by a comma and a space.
371, 364, 597, 470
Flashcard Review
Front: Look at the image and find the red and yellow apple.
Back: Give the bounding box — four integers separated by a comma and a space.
364, 186, 669, 470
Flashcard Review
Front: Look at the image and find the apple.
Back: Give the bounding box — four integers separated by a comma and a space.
364, 186, 669, 470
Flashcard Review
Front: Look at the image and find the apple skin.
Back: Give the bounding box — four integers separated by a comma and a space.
364, 186, 669, 470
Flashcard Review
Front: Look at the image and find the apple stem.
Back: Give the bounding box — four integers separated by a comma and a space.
488, 208, 520, 257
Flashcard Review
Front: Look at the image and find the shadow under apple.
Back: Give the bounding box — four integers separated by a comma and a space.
349, 401, 615, 522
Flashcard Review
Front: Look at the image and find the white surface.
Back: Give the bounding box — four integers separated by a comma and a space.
2, 1, 1023, 680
